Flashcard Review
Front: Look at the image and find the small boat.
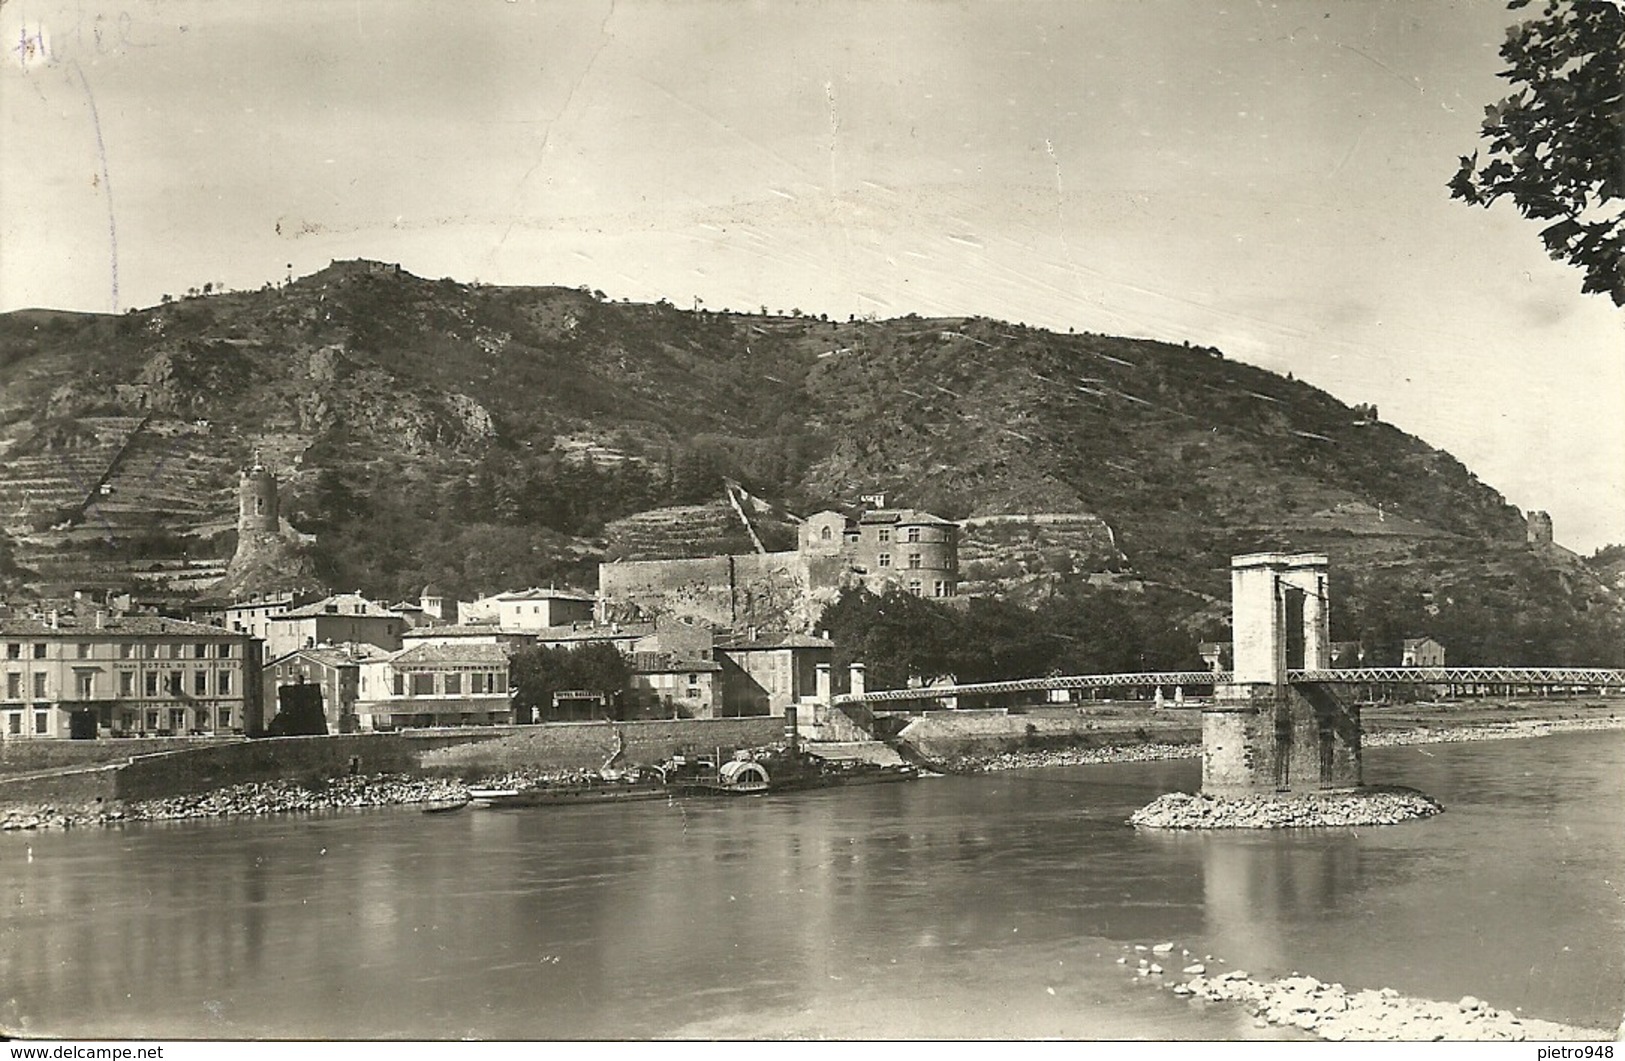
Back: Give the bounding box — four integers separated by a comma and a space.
420, 797, 470, 814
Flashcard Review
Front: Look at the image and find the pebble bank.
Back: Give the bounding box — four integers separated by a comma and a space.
1166, 966, 1610, 1041
0, 774, 468, 830
1129, 787, 1442, 829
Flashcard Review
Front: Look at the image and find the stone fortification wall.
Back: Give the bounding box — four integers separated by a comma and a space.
599, 552, 810, 631
897, 707, 1199, 761
417, 717, 788, 774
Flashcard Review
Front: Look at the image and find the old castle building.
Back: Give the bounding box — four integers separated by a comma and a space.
207, 460, 324, 602
600, 504, 960, 632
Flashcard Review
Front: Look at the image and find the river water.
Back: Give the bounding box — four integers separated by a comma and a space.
2, 731, 1621, 1040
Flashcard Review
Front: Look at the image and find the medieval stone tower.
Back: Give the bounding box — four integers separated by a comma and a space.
238, 460, 279, 534
208, 457, 324, 601
1526, 510, 1554, 546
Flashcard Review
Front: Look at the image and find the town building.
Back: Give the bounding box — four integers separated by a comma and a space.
390, 585, 460, 629
628, 656, 723, 718
264, 643, 392, 734
492, 588, 596, 631
264, 593, 407, 661
1, 612, 262, 739
714, 632, 835, 716
198, 590, 324, 642
353, 642, 512, 730
1400, 637, 1447, 667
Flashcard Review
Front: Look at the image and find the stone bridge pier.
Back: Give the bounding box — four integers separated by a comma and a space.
1201, 553, 1362, 796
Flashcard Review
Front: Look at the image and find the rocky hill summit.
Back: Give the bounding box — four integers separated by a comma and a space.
0, 259, 1618, 663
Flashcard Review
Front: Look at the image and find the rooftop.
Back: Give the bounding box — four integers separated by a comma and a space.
493, 587, 596, 603
715, 632, 835, 651
857, 508, 957, 527
536, 623, 654, 642
278, 593, 403, 619
0, 614, 250, 638
389, 642, 511, 666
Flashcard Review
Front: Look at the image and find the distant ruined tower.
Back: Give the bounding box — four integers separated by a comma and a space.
1526, 510, 1554, 546
238, 458, 279, 534
208, 455, 324, 602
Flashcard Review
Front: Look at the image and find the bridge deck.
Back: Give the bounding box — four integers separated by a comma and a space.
839, 667, 1625, 705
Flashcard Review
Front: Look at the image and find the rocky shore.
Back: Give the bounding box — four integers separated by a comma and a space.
1364, 714, 1625, 747
1129, 786, 1443, 829
0, 774, 469, 830
1167, 966, 1610, 1041
951, 741, 1199, 773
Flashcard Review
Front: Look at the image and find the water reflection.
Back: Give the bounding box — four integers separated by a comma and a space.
1, 732, 1620, 1038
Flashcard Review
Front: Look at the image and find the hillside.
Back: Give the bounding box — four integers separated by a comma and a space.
0, 259, 1618, 663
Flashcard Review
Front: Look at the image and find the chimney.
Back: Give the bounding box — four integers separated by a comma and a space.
49, 609, 59, 630
815, 662, 832, 704
95, 610, 106, 630
849, 662, 866, 699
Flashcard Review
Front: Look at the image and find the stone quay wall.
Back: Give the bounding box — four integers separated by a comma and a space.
417, 717, 789, 774
0, 735, 248, 778
115, 734, 422, 801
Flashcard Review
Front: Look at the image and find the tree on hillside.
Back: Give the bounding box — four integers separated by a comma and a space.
1449, 0, 1625, 305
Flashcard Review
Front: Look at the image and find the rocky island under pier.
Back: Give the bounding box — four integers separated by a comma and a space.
1129, 786, 1443, 829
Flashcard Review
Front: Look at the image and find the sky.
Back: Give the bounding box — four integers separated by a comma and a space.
2, 0, 1620, 551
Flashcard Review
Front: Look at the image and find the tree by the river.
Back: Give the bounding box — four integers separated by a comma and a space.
1449, 0, 1625, 305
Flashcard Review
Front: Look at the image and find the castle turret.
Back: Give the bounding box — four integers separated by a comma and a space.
239, 460, 279, 534
1526, 510, 1553, 546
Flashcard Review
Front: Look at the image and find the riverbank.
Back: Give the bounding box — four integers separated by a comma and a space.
1161, 964, 1613, 1041
952, 704, 1625, 773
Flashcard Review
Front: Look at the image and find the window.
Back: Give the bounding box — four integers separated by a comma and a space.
6, 713, 19, 734
820, 525, 832, 541
908, 553, 922, 569
393, 673, 405, 696
5, 673, 18, 700
686, 686, 700, 698
934, 581, 948, 598
218, 671, 231, 695
490, 672, 506, 694
471, 673, 486, 694
4, 643, 17, 660
168, 644, 182, 660
167, 672, 184, 695
411, 673, 435, 696
119, 643, 134, 659
169, 709, 185, 731
908, 580, 922, 596
218, 643, 232, 659
877, 528, 890, 543
444, 673, 461, 695
144, 672, 158, 697
907, 527, 921, 543
194, 671, 208, 696
688, 673, 699, 685
146, 711, 158, 730
121, 712, 135, 730
32, 643, 46, 659
219, 707, 232, 728
119, 672, 134, 697
877, 552, 891, 568
32, 673, 46, 700
34, 712, 47, 734
193, 643, 208, 659
196, 709, 210, 730
77, 643, 91, 659
77, 673, 94, 699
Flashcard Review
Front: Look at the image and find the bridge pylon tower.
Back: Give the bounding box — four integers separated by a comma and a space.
1202, 553, 1362, 796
